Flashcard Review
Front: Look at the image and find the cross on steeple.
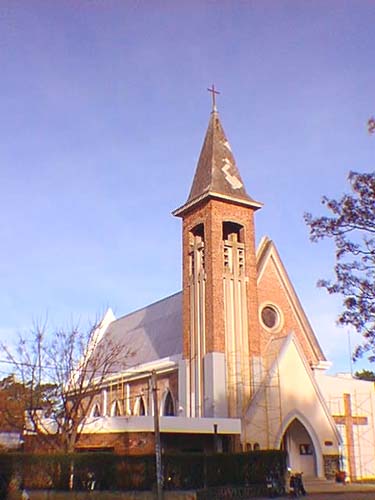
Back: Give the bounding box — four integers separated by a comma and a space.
207, 84, 220, 112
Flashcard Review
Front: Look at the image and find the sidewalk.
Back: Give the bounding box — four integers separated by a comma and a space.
304, 477, 375, 494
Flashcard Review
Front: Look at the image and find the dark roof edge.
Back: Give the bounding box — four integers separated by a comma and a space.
173, 190, 263, 217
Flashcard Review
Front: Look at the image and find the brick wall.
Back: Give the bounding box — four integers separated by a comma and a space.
76, 431, 155, 455
181, 198, 261, 360
257, 250, 321, 365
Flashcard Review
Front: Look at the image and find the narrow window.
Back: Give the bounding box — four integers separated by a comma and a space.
111, 400, 122, 417
134, 396, 146, 416
139, 397, 146, 416
163, 391, 175, 416
91, 403, 101, 417
222, 221, 245, 273
189, 223, 205, 276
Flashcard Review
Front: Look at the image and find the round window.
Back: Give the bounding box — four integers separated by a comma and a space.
261, 305, 279, 330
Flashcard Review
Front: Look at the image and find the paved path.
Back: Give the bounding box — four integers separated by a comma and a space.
251, 494, 375, 500
307, 494, 375, 499
249, 479, 375, 500
13, 483, 375, 499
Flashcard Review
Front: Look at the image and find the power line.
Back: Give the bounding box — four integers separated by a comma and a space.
0, 358, 141, 375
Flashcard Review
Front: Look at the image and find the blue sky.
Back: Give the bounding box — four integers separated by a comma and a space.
0, 1, 374, 374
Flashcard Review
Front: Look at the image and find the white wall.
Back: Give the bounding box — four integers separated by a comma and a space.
315, 371, 375, 479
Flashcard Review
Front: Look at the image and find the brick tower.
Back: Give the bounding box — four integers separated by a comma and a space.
173, 100, 262, 419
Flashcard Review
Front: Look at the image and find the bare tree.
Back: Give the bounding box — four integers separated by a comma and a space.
2, 317, 132, 454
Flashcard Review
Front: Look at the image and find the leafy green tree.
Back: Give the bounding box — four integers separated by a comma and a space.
0, 374, 53, 438
354, 369, 375, 381
0, 375, 25, 432
305, 171, 375, 361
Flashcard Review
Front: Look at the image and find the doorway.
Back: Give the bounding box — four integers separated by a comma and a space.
282, 418, 317, 477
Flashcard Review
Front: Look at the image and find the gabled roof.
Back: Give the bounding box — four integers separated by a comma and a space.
94, 238, 327, 372
173, 111, 262, 216
257, 236, 326, 363
98, 292, 182, 373
245, 333, 341, 450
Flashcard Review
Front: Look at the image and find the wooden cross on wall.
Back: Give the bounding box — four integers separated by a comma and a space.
333, 393, 368, 480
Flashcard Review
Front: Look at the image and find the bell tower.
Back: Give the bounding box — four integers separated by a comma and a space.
173, 91, 262, 419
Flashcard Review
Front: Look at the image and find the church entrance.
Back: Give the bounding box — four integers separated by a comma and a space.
282, 419, 317, 477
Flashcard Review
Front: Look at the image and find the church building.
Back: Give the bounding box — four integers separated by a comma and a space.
49, 98, 375, 480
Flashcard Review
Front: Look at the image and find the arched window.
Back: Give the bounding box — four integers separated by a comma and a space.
189, 223, 205, 276
191, 223, 204, 240
222, 221, 244, 243
134, 396, 146, 416
222, 221, 245, 274
163, 390, 175, 416
91, 403, 101, 418
110, 400, 122, 417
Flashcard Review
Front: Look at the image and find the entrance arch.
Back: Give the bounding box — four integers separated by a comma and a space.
276, 412, 323, 478
283, 419, 316, 476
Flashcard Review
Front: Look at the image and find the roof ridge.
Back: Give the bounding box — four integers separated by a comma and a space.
115, 290, 182, 322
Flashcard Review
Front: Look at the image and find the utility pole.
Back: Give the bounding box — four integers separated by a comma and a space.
151, 370, 163, 500
213, 423, 218, 453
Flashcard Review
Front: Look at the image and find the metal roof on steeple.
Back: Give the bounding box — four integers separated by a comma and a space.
173, 88, 262, 217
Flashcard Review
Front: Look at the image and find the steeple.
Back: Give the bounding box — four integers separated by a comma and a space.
173, 106, 262, 217
174, 93, 263, 420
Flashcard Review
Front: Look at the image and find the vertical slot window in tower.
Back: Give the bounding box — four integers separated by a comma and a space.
189, 223, 205, 277
222, 221, 245, 275
238, 247, 244, 274
223, 245, 230, 271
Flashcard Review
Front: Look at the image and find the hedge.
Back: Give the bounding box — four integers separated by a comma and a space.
0, 450, 286, 492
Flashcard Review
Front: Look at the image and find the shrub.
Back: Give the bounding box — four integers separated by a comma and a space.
0, 449, 286, 491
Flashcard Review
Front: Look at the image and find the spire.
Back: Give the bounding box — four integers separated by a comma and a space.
173, 96, 262, 217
